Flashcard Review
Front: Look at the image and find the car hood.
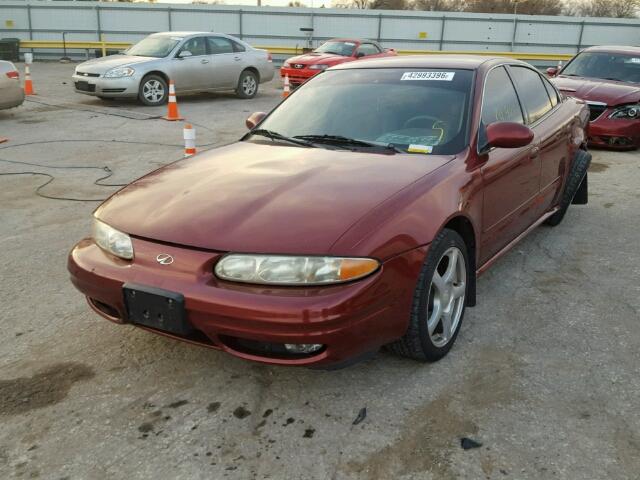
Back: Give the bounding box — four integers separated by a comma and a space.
552, 76, 640, 106
75, 55, 154, 74
96, 142, 453, 255
287, 53, 350, 65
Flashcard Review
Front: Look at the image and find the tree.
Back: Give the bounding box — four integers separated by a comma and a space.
333, 0, 371, 8
565, 0, 640, 18
465, 0, 562, 15
413, 0, 466, 11
369, 0, 410, 9
288, 0, 307, 5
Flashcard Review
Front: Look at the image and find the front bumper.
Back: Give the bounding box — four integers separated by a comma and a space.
279, 67, 319, 86
71, 73, 140, 98
68, 237, 426, 367
588, 110, 640, 150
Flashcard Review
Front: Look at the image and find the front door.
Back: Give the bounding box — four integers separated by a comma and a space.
171, 36, 210, 92
478, 66, 541, 263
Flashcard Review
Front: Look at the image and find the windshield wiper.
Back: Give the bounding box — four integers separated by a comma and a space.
602, 77, 623, 82
293, 135, 402, 153
250, 129, 315, 148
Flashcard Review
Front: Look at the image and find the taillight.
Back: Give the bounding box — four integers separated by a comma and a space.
267, 52, 273, 62
6, 70, 19, 79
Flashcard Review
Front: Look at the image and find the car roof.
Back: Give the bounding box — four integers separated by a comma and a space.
151, 31, 215, 37
332, 54, 523, 71
582, 45, 640, 55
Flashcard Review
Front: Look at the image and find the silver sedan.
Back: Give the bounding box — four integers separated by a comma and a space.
0, 60, 25, 110
72, 32, 275, 105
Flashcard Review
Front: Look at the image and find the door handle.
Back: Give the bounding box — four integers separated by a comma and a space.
234, 56, 241, 61
201, 58, 210, 64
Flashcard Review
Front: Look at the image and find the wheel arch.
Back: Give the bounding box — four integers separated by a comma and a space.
442, 214, 477, 307
242, 66, 260, 83
142, 70, 169, 84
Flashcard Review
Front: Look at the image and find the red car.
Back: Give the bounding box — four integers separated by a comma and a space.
68, 56, 590, 368
280, 38, 396, 87
548, 46, 640, 149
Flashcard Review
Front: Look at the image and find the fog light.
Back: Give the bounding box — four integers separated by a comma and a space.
284, 343, 323, 354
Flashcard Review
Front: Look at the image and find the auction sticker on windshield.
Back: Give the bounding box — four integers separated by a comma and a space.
401, 71, 455, 81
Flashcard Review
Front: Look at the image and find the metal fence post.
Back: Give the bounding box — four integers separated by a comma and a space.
167, 7, 172, 31
511, 16, 518, 51
577, 20, 585, 52
27, 4, 34, 57
310, 11, 315, 47
439, 16, 446, 51
377, 14, 382, 42
96, 5, 102, 42
239, 9, 243, 39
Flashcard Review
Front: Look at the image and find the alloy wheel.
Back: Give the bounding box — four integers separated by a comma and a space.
242, 76, 257, 96
426, 247, 466, 348
142, 79, 165, 104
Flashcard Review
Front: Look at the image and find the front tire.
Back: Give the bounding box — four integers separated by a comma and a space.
138, 74, 168, 106
545, 149, 591, 226
387, 229, 469, 361
236, 70, 258, 99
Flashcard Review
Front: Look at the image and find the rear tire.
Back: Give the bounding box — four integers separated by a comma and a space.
236, 70, 259, 99
387, 229, 469, 361
138, 74, 168, 106
546, 149, 591, 226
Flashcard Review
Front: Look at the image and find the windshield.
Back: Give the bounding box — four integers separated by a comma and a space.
314, 41, 357, 56
255, 68, 474, 155
126, 36, 181, 58
561, 51, 640, 83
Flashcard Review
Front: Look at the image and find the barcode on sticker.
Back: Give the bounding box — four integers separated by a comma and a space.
401, 71, 455, 81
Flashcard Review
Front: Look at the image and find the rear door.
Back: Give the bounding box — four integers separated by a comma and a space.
206, 36, 242, 89
508, 65, 568, 216
479, 66, 541, 263
171, 36, 210, 91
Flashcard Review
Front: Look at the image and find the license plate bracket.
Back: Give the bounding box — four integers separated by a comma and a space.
123, 283, 192, 336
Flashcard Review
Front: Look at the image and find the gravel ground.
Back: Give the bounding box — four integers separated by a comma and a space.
0, 62, 639, 480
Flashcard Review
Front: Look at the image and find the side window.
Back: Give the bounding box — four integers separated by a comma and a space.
231, 40, 246, 53
179, 37, 207, 57
509, 66, 553, 123
542, 76, 559, 107
207, 37, 234, 55
481, 66, 525, 126
357, 43, 381, 57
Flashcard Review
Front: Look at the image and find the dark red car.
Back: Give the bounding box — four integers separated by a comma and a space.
280, 38, 396, 87
548, 46, 640, 149
68, 56, 590, 368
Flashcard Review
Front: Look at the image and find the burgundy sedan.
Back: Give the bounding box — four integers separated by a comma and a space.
549, 46, 640, 149
68, 56, 590, 368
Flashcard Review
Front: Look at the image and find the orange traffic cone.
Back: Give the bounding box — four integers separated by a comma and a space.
282, 74, 290, 98
24, 64, 35, 96
183, 124, 196, 157
163, 80, 183, 121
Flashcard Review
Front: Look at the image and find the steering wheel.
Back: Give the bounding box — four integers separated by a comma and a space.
403, 115, 442, 129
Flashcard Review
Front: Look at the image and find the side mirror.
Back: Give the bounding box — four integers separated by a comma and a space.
356, 51, 365, 58
486, 122, 534, 149
246, 111, 267, 130
546, 67, 558, 77
178, 50, 192, 59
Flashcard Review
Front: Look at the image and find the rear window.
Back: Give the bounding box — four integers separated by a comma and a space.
256, 68, 475, 155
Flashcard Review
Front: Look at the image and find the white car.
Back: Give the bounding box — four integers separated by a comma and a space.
0, 60, 24, 110
72, 32, 275, 105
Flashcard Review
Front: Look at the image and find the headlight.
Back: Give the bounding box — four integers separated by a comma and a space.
609, 104, 640, 119
92, 218, 133, 260
214, 254, 379, 285
308, 64, 329, 71
103, 66, 135, 78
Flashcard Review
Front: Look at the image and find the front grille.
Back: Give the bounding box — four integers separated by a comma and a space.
587, 103, 607, 121
101, 88, 126, 93
76, 71, 100, 78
